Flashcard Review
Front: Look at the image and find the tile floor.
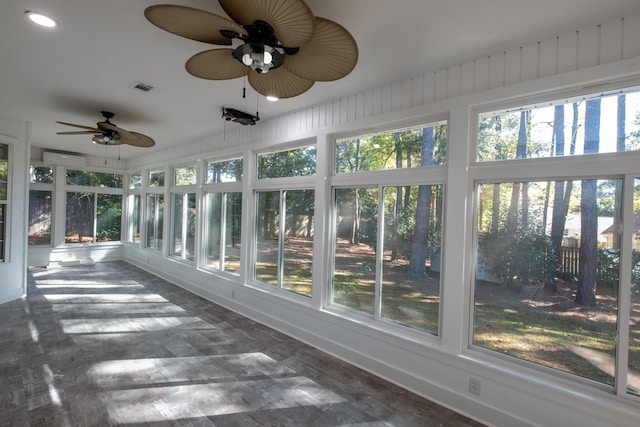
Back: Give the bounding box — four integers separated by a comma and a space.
0, 261, 485, 426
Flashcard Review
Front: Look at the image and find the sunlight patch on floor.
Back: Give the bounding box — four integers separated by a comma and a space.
104, 377, 346, 424
36, 283, 145, 289
88, 353, 296, 388
59, 316, 215, 334
51, 302, 186, 315
43, 293, 168, 303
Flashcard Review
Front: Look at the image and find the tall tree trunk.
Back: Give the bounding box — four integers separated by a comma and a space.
409, 127, 435, 279
351, 193, 360, 245
506, 111, 528, 235
612, 94, 626, 249
395, 133, 403, 215
491, 184, 500, 233
576, 99, 601, 306
350, 139, 361, 245
549, 105, 567, 290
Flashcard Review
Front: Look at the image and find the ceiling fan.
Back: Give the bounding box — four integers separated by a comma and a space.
144, 0, 358, 99
56, 111, 155, 147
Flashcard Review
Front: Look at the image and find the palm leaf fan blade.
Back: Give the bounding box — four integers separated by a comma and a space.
144, 5, 246, 45
122, 132, 155, 148
284, 18, 358, 82
248, 66, 314, 98
186, 49, 249, 80
57, 131, 98, 135
219, 0, 314, 47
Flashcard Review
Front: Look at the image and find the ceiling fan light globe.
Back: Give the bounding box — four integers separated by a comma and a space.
263, 50, 272, 64
242, 53, 252, 66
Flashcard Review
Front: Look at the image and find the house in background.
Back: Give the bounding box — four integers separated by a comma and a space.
2, 2, 640, 426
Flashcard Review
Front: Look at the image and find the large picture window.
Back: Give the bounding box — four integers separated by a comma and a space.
473, 89, 640, 395
64, 170, 122, 244
255, 189, 314, 296
331, 121, 447, 334
254, 145, 316, 296
474, 179, 621, 385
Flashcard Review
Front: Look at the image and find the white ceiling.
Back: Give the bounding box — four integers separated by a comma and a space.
2, 0, 640, 160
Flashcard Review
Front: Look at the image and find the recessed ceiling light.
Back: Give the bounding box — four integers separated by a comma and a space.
26, 11, 57, 28
266, 95, 279, 102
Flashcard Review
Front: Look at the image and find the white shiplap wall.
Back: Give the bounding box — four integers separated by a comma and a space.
128, 11, 640, 169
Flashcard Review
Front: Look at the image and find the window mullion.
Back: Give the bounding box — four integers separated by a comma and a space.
220, 193, 228, 270
278, 190, 286, 289
375, 186, 384, 320
616, 174, 634, 396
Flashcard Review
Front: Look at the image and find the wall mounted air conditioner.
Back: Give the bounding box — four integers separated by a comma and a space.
42, 151, 87, 167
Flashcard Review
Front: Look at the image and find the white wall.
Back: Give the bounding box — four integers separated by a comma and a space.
126, 11, 640, 427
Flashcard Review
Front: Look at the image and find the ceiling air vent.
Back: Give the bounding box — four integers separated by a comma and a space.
131, 81, 155, 92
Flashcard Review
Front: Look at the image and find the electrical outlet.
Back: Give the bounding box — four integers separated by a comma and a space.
469, 377, 481, 395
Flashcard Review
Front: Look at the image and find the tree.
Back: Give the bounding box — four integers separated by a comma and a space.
506, 111, 529, 234
408, 127, 435, 279
548, 105, 567, 290
576, 99, 601, 306
612, 94, 625, 248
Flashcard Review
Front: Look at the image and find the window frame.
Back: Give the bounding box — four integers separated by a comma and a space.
0, 143, 10, 262
327, 118, 449, 337
28, 164, 54, 247
201, 156, 244, 276
468, 85, 640, 401
63, 168, 123, 245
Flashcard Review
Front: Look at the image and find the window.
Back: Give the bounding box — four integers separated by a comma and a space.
336, 121, 447, 173
204, 192, 242, 273
129, 173, 141, 190
0, 143, 8, 261
29, 190, 52, 246
174, 165, 196, 186
203, 157, 243, 273
477, 91, 640, 161
65, 193, 122, 243
127, 193, 141, 244
254, 145, 316, 296
169, 165, 197, 262
145, 193, 164, 252
126, 173, 141, 244
206, 158, 242, 183
255, 189, 314, 296
148, 169, 165, 188
170, 192, 196, 262
630, 178, 640, 397
66, 169, 122, 187
472, 89, 640, 394
257, 145, 316, 179
474, 179, 620, 386
28, 166, 53, 246
331, 122, 446, 334
64, 170, 122, 244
